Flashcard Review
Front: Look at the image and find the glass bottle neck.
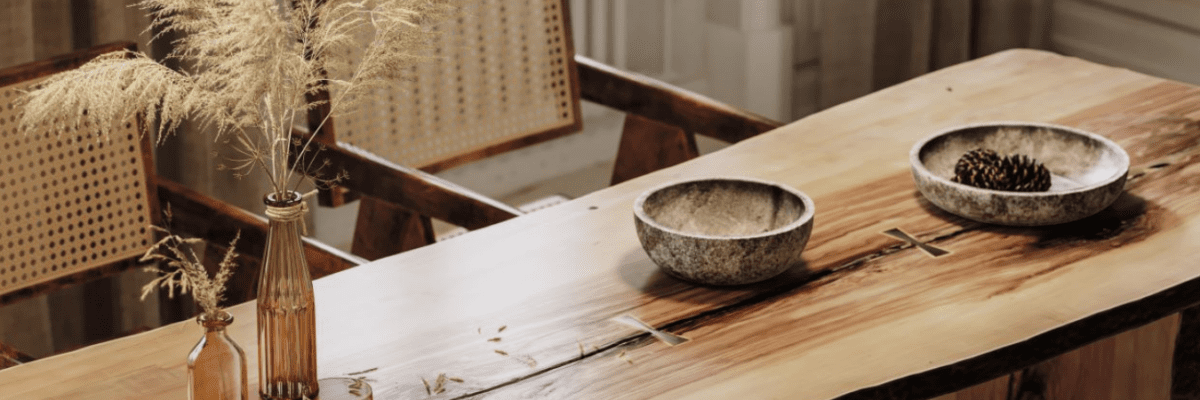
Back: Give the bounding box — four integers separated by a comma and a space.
258, 190, 313, 297
199, 311, 234, 332
264, 191, 306, 233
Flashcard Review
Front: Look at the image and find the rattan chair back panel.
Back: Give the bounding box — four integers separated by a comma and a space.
332, 0, 579, 172
0, 75, 155, 298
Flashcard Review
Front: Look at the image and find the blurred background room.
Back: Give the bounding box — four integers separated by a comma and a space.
2, 0, 1199, 359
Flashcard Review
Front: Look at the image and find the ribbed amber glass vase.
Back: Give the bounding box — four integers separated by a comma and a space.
257, 191, 318, 400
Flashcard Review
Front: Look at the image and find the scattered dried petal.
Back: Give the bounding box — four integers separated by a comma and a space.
611, 314, 690, 346
433, 373, 447, 393
421, 377, 431, 395
348, 367, 377, 375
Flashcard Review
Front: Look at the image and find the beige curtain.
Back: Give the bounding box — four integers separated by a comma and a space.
791, 0, 1052, 117
0, 0, 155, 67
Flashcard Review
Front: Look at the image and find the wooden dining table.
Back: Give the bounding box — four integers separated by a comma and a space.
4, 48, 1200, 399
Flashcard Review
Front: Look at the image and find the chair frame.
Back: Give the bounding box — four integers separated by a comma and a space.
290, 0, 783, 261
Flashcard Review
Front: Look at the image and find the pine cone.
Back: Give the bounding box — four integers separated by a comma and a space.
952, 149, 1005, 190
1001, 154, 1051, 192
951, 148, 1051, 192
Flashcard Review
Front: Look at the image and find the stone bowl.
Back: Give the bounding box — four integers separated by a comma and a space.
633, 177, 815, 286
910, 121, 1129, 226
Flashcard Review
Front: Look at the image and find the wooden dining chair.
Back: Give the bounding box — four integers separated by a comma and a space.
0, 42, 364, 367
0, 341, 34, 369
294, 0, 782, 261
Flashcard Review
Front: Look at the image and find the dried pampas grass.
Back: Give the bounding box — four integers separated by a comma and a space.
139, 225, 240, 318
20, 0, 458, 196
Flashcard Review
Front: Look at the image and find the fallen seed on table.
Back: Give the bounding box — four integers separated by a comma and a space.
495, 349, 508, 356
498, 325, 507, 333
488, 337, 501, 342
421, 377, 431, 395
432, 373, 448, 394
618, 351, 634, 365
347, 367, 377, 375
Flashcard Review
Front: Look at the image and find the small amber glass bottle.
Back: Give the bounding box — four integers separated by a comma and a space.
188, 310, 248, 400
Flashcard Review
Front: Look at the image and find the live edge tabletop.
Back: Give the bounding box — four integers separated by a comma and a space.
4, 49, 1200, 400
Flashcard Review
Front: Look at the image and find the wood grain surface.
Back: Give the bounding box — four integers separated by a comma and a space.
2, 49, 1197, 400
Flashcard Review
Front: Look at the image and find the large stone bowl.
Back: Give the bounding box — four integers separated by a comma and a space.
910, 121, 1129, 226
633, 177, 815, 286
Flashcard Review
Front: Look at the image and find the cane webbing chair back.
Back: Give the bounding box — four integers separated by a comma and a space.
0, 43, 157, 302
327, 0, 581, 172
297, 0, 778, 261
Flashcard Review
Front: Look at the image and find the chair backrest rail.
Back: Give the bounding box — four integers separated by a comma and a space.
575, 54, 782, 143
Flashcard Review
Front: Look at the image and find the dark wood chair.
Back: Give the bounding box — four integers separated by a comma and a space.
294, 0, 782, 262
0, 341, 34, 370
0, 42, 364, 368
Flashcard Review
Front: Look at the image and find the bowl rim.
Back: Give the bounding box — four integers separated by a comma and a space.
909, 121, 1130, 197
633, 176, 815, 240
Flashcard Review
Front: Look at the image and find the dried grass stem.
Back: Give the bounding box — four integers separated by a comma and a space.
20, 0, 458, 197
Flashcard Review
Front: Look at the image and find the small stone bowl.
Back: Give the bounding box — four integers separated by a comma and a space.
633, 177, 815, 286
910, 121, 1130, 226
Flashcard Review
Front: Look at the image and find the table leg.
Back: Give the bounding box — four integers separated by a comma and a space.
933, 313, 1179, 399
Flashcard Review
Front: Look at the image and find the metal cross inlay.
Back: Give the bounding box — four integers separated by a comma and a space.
882, 228, 950, 258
